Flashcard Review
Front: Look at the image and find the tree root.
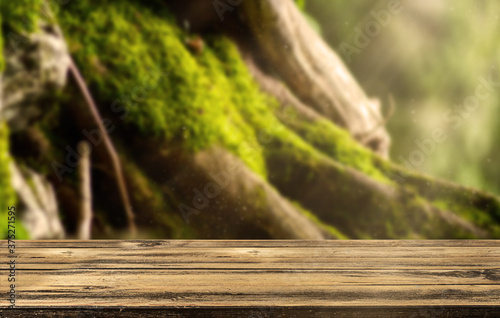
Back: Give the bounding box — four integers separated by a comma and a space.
240, 0, 391, 156
77, 141, 92, 239
68, 58, 137, 236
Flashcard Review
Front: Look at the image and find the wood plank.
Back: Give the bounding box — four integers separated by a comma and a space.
1, 240, 499, 317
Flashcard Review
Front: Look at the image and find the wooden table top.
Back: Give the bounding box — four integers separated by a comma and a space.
1, 240, 499, 317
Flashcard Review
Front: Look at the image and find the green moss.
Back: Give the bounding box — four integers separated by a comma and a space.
57, 0, 268, 175
288, 114, 390, 183
196, 40, 267, 176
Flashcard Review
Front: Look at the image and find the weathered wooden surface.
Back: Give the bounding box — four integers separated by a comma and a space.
1, 240, 499, 317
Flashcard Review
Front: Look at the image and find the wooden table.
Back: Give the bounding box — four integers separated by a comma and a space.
1, 240, 499, 317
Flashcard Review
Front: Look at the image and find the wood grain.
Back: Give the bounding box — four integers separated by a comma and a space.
1, 240, 499, 317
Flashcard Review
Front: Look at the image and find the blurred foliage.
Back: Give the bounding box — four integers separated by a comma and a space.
0, 0, 44, 33
305, 0, 500, 194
